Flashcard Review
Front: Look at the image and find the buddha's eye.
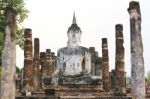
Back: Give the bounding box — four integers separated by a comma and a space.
75, 31, 78, 33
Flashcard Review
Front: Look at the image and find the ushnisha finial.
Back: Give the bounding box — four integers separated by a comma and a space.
72, 12, 77, 24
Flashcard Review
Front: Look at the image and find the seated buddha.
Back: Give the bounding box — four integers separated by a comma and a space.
49, 13, 100, 84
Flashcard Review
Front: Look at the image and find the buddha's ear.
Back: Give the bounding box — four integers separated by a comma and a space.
78, 33, 81, 43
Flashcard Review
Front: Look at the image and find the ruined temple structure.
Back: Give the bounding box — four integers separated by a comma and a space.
50, 13, 102, 84
21, 30, 57, 92
14, 1, 146, 98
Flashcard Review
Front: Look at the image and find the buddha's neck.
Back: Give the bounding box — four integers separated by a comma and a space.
67, 42, 79, 48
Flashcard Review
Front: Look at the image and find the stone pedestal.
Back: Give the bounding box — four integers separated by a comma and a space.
102, 38, 110, 92
128, 1, 145, 99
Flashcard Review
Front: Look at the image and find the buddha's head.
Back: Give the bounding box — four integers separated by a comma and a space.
67, 13, 82, 47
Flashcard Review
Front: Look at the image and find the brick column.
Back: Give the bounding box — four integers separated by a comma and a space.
89, 47, 96, 75
33, 38, 40, 91
102, 38, 110, 92
50, 52, 55, 75
45, 49, 51, 77
95, 57, 102, 77
40, 52, 46, 88
22, 29, 33, 92
115, 24, 126, 95
128, 1, 145, 99
110, 69, 116, 90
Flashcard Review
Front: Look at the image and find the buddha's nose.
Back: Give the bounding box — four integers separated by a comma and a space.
73, 33, 75, 37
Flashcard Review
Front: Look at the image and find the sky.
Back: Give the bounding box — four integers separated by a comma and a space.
16, 0, 150, 76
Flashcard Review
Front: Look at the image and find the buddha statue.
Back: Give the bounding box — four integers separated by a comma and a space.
49, 13, 100, 84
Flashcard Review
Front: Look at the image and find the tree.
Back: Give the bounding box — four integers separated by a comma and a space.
0, 7, 17, 99
0, 0, 28, 99
0, 0, 28, 79
0, 0, 28, 65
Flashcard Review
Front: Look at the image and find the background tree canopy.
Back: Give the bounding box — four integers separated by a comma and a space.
0, 0, 29, 78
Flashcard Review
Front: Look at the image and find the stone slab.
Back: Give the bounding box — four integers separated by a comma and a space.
16, 96, 60, 99
16, 96, 132, 99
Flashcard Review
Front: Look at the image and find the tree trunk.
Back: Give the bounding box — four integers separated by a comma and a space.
0, 7, 17, 99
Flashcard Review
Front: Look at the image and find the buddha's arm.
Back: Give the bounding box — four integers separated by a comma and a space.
85, 51, 91, 74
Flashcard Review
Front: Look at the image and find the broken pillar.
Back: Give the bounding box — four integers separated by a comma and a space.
22, 29, 33, 92
40, 52, 46, 88
128, 1, 145, 99
102, 38, 110, 92
50, 52, 56, 75
33, 38, 40, 91
95, 57, 102, 77
0, 7, 17, 99
89, 47, 96, 75
89, 47, 102, 77
45, 49, 51, 77
115, 24, 126, 95
110, 69, 116, 90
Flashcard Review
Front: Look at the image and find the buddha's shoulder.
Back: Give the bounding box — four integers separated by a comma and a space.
57, 46, 89, 53
57, 47, 68, 53
78, 46, 89, 51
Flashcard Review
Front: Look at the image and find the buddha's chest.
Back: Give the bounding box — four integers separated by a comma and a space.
62, 54, 85, 75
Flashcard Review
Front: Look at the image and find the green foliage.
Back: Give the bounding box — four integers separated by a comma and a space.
0, 32, 3, 65
0, 66, 1, 79
147, 71, 150, 84
0, 0, 29, 66
16, 66, 21, 73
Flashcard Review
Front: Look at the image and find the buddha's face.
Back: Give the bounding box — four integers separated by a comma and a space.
67, 30, 81, 46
